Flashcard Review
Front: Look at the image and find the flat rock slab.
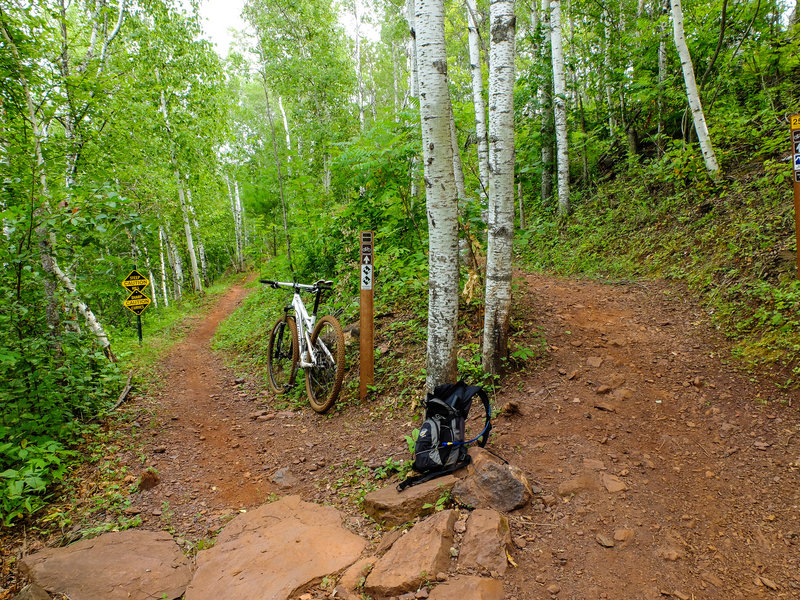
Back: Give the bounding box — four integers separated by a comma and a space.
20, 529, 192, 600
185, 495, 366, 600
428, 576, 504, 600
365, 510, 456, 597
363, 475, 460, 526
459, 509, 511, 575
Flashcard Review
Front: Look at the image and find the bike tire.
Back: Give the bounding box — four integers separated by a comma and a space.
267, 315, 298, 394
305, 315, 346, 413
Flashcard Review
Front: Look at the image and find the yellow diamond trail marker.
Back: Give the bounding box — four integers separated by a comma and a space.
122, 269, 150, 293
123, 289, 152, 316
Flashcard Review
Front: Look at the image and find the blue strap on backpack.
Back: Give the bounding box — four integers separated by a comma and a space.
397, 380, 492, 492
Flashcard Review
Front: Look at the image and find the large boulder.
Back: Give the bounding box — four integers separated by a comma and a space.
458, 509, 512, 575
363, 475, 460, 526
365, 510, 457, 597
185, 496, 366, 600
20, 529, 192, 600
451, 448, 533, 512
428, 575, 504, 600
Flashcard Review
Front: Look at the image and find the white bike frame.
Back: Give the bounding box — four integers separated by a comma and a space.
271, 279, 335, 371
290, 290, 317, 368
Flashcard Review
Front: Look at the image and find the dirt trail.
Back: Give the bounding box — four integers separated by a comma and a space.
8, 271, 799, 599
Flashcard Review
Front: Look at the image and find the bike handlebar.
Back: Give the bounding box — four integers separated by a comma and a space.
260, 279, 333, 292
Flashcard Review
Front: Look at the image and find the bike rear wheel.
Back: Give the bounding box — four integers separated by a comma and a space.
305, 315, 345, 413
267, 316, 298, 394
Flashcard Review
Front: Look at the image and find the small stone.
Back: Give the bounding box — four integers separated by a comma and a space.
613, 529, 635, 543
436, 572, 448, 582
673, 592, 690, 600
759, 576, 779, 590
13, 583, 50, 600
601, 473, 628, 493
299, 594, 312, 600
153, 446, 167, 454
587, 357, 603, 368
138, 469, 160, 491
535, 574, 547, 584
454, 520, 467, 534
596, 385, 612, 394
416, 588, 430, 599
234, 377, 245, 384
596, 534, 615, 548
513, 536, 527, 549
542, 495, 557, 507
547, 583, 561, 595
567, 370, 579, 380
701, 571, 723, 588
593, 401, 617, 413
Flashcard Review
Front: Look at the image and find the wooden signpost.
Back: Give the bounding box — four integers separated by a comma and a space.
360, 231, 374, 400
122, 268, 152, 344
792, 115, 800, 280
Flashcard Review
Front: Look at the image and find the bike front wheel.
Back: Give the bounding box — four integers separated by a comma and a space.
305, 315, 346, 413
267, 316, 298, 394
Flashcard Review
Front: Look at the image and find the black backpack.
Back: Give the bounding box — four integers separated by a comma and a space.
397, 380, 492, 492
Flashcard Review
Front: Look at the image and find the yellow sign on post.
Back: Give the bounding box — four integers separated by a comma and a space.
123, 289, 151, 315
122, 269, 150, 293
122, 268, 151, 343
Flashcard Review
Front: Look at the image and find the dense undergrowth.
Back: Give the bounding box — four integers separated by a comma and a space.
519, 116, 800, 385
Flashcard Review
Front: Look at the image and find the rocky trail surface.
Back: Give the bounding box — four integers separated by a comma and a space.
4, 272, 800, 600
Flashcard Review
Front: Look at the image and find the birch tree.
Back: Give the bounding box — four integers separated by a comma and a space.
482, 0, 516, 375
466, 0, 489, 199
670, 0, 720, 176
550, 0, 570, 215
415, 0, 460, 390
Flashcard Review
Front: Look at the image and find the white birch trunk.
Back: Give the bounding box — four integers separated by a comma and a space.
225, 175, 243, 271
540, 0, 554, 206
670, 0, 719, 176
466, 0, 490, 199
657, 0, 668, 152
482, 0, 516, 375
392, 42, 400, 121
142, 244, 158, 309
415, 0, 460, 391
186, 188, 208, 286
355, 0, 365, 130
551, 0, 570, 215
177, 172, 202, 293
406, 0, 421, 203
450, 111, 467, 201
164, 223, 183, 300
234, 180, 245, 271
278, 96, 292, 175
158, 226, 170, 307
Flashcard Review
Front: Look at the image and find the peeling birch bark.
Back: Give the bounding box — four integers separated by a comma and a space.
482, 0, 516, 375
415, 0, 460, 391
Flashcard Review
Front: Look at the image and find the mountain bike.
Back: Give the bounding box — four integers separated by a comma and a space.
260, 278, 346, 413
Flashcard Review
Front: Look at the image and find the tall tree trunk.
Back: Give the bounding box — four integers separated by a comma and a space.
415, 0, 460, 391
466, 0, 490, 199
143, 245, 158, 309
450, 111, 467, 201
551, 0, 570, 215
670, 0, 720, 176
164, 223, 183, 300
234, 180, 245, 272
158, 226, 170, 307
406, 0, 421, 204
225, 176, 242, 271
392, 42, 400, 121
355, 0, 365, 130
186, 188, 208, 286
482, 0, 516, 375
540, 0, 554, 207
657, 0, 668, 155
278, 96, 292, 174
177, 172, 202, 292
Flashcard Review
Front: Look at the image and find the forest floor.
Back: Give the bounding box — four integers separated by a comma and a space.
2, 271, 800, 600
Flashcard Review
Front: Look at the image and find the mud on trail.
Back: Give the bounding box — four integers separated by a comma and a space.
5, 272, 800, 599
